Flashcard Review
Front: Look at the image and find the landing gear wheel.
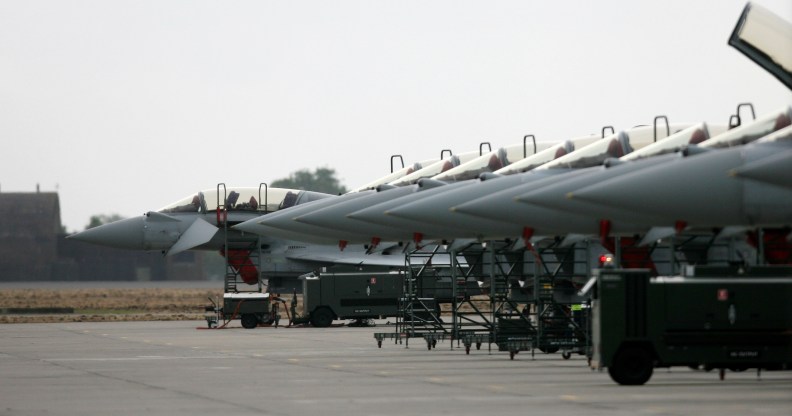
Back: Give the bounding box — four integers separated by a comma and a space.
310, 307, 334, 328
608, 347, 653, 385
241, 314, 258, 329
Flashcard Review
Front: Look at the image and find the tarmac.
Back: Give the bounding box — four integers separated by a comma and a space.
1, 320, 791, 416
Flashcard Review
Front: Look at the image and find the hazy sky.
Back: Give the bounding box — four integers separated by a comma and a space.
1, 0, 791, 233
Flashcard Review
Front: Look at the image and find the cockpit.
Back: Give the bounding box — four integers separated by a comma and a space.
157, 187, 333, 215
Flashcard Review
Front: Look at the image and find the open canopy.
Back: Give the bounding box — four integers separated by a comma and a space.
729, 2, 792, 90
157, 187, 332, 214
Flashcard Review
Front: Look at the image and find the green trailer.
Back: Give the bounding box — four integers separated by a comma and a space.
590, 267, 792, 385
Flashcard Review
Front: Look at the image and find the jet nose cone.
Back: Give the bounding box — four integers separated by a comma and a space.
67, 216, 145, 250
232, 218, 262, 234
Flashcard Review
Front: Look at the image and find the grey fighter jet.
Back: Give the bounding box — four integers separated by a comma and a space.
510, 108, 790, 233
69, 186, 406, 290
69, 186, 328, 256
567, 124, 792, 230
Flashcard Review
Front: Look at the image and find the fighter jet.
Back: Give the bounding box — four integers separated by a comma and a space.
566, 124, 792, 230
68, 185, 407, 291
509, 108, 790, 233
69, 186, 323, 256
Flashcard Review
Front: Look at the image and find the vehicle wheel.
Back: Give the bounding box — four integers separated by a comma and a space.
310, 307, 334, 328
241, 314, 258, 329
562, 351, 572, 360
608, 347, 653, 385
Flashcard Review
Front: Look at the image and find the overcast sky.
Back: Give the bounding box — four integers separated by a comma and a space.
1, 0, 791, 233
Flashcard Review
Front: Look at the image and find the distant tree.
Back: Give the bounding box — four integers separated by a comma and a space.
86, 213, 126, 230
271, 167, 348, 195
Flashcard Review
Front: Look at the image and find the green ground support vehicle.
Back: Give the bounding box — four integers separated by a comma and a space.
590, 267, 792, 385
296, 271, 404, 327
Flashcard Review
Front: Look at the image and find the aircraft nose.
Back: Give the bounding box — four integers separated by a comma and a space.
67, 216, 146, 250
232, 218, 262, 234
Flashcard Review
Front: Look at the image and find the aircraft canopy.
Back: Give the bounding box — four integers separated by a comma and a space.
158, 187, 333, 214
